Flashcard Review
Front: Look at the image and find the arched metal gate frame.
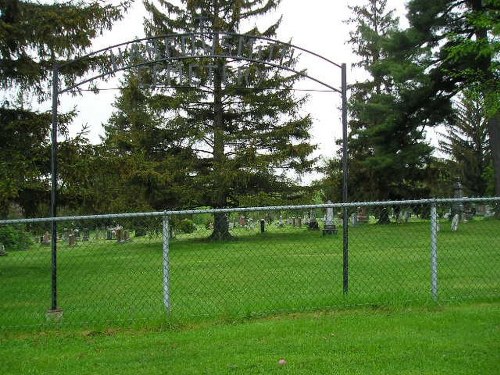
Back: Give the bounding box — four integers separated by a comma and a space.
49, 32, 349, 314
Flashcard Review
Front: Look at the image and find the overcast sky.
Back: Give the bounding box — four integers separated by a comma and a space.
60, 0, 409, 181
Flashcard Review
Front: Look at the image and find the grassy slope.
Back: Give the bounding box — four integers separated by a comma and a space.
1, 302, 499, 374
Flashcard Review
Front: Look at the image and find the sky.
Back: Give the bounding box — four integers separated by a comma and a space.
59, 0, 409, 181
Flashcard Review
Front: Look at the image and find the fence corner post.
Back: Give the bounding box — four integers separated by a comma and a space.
162, 212, 171, 313
430, 201, 439, 302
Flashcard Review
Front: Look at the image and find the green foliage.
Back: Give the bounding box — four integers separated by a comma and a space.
0, 225, 32, 251
345, 0, 433, 201
0, 1, 131, 218
439, 89, 492, 196
402, 0, 500, 195
175, 218, 197, 234
102, 0, 316, 237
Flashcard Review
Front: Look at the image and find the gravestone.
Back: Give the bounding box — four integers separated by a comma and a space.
357, 207, 368, 223
308, 210, 319, 230
451, 178, 464, 221
260, 219, 265, 233
451, 214, 459, 231
68, 233, 76, 247
41, 231, 51, 246
82, 228, 90, 241
115, 226, 123, 242
0, 243, 7, 256
350, 213, 358, 227
106, 229, 115, 240
323, 201, 337, 235
297, 217, 302, 227
278, 215, 284, 227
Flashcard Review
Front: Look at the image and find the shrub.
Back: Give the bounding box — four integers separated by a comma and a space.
176, 219, 197, 234
0, 226, 33, 251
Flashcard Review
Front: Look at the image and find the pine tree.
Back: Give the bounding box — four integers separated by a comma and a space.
0, 0, 130, 217
439, 89, 491, 196
346, 0, 433, 202
401, 0, 500, 196
120, 0, 317, 239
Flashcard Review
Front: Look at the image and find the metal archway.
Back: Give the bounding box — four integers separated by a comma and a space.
49, 31, 349, 313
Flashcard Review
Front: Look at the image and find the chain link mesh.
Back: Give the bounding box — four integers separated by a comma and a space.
1, 198, 498, 328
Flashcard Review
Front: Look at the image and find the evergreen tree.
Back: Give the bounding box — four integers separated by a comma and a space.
102, 72, 200, 212
121, 0, 317, 239
0, 0, 130, 218
401, 0, 500, 196
439, 89, 491, 196
346, 0, 433, 202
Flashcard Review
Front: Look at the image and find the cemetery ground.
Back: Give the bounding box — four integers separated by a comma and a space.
1, 217, 499, 373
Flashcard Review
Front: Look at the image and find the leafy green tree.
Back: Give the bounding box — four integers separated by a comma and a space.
0, 0, 130, 218
439, 89, 491, 196
130, 0, 316, 239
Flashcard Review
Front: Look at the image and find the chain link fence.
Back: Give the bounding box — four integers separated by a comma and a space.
1, 198, 499, 329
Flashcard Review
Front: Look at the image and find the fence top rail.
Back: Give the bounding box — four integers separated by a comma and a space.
0, 197, 498, 225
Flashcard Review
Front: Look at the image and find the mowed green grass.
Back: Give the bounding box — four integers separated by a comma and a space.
1, 302, 498, 374
0, 219, 498, 329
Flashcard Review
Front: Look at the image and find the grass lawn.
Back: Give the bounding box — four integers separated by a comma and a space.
0, 218, 498, 329
1, 302, 498, 374
1, 217, 498, 373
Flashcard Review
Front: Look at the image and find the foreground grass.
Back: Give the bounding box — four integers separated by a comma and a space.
1, 302, 498, 374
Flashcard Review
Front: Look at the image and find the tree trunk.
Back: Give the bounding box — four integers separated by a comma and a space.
209, 3, 232, 240
488, 113, 500, 197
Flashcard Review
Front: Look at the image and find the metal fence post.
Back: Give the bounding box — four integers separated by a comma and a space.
162, 213, 171, 313
49, 65, 60, 314
430, 202, 439, 302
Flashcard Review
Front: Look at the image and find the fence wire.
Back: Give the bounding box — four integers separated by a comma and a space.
0, 198, 498, 329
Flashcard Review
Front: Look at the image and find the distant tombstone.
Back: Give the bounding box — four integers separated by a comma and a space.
41, 231, 51, 246
239, 215, 246, 227
62, 228, 69, 241
451, 214, 459, 232
115, 226, 123, 242
74, 228, 80, 238
297, 217, 302, 227
278, 215, 284, 227
323, 201, 337, 235
68, 233, 76, 247
260, 219, 265, 233
123, 230, 130, 242
357, 207, 368, 223
82, 228, 90, 241
308, 210, 319, 230
350, 213, 358, 227
0, 243, 7, 256
476, 205, 487, 216
106, 229, 114, 240
451, 178, 464, 220
292, 217, 296, 227
377, 207, 390, 224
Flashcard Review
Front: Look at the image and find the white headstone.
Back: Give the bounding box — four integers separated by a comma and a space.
451, 214, 459, 231
326, 201, 334, 226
